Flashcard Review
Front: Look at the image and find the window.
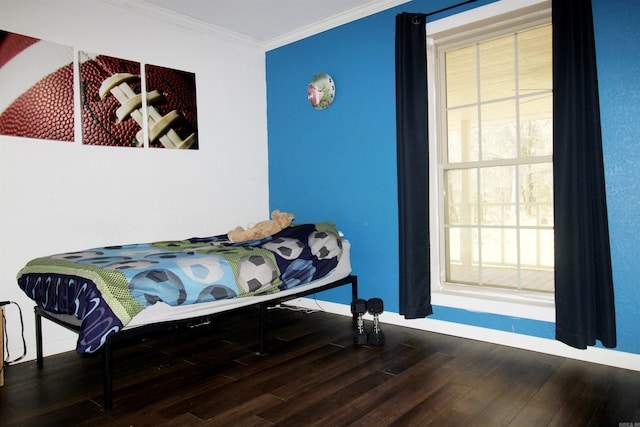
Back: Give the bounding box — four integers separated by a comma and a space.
427, 1, 554, 319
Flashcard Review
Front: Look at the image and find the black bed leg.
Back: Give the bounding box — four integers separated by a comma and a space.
103, 338, 113, 411
259, 303, 268, 356
35, 308, 43, 368
351, 275, 358, 301
351, 276, 359, 326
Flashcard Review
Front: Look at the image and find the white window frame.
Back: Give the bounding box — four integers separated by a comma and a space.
427, 0, 554, 321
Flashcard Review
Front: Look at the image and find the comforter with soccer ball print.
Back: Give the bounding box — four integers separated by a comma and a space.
17, 223, 343, 353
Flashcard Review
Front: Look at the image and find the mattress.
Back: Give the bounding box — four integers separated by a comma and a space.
45, 240, 351, 330
18, 222, 349, 353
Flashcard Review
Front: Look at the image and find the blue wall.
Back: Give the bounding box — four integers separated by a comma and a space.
266, 0, 640, 355
591, 0, 640, 354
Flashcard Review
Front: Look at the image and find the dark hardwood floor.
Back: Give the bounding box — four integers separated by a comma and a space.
1, 306, 639, 426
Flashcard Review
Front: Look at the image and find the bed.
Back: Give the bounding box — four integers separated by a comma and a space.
17, 222, 357, 411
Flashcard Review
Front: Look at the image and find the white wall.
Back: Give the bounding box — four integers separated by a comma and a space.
0, 0, 269, 360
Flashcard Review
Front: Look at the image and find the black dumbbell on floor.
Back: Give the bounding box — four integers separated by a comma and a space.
367, 297, 385, 346
351, 298, 368, 345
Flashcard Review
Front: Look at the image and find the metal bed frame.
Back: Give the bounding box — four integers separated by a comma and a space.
34, 274, 358, 411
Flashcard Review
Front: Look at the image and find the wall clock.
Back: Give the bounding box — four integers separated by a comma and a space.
308, 72, 335, 110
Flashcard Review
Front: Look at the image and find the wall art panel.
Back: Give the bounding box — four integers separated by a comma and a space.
144, 64, 198, 149
0, 31, 74, 141
79, 52, 143, 147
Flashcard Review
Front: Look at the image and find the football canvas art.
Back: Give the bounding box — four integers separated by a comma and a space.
0, 31, 74, 142
79, 52, 198, 149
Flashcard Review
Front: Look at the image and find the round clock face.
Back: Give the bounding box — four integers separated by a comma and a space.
308, 72, 335, 110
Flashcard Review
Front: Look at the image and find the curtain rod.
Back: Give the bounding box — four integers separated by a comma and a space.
424, 0, 480, 18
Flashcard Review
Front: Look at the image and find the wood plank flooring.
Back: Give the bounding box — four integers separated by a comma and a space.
1, 306, 639, 426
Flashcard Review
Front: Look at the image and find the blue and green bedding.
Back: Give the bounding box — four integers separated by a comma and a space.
17, 223, 343, 353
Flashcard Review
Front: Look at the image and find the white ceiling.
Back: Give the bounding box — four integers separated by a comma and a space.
107, 0, 410, 48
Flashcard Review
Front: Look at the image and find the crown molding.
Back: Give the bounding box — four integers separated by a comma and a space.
264, 0, 412, 51
102, 0, 265, 47
103, 0, 412, 51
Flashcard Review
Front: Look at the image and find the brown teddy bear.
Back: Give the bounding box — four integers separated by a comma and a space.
227, 209, 295, 243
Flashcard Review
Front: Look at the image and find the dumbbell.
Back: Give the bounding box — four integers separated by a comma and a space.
367, 297, 385, 346
351, 298, 368, 345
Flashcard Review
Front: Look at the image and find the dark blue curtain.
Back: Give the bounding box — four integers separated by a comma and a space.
553, 0, 616, 349
395, 12, 432, 319
396, 0, 617, 346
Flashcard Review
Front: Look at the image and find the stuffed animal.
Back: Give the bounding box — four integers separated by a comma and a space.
227, 209, 295, 243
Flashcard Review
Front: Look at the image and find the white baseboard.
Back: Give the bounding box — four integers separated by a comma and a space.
10, 337, 77, 365
16, 299, 638, 372
286, 297, 640, 372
